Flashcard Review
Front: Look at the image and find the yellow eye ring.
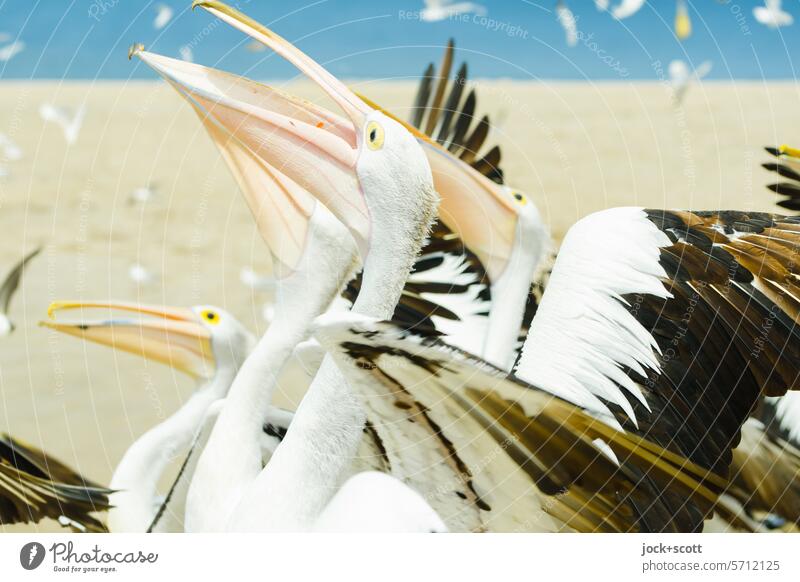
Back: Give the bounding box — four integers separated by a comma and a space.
365, 121, 384, 150
512, 191, 528, 206
201, 309, 220, 325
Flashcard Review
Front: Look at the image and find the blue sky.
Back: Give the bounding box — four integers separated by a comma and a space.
0, 1, 798, 80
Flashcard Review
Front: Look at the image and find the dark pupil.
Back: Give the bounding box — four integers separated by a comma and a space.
207, 313, 215, 320
369, 129, 377, 142
514, 193, 523, 201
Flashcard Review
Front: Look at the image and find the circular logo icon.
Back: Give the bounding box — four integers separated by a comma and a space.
19, 542, 46, 570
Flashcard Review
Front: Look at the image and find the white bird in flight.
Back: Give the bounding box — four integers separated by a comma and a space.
154, 4, 174, 30
0, 40, 24, 62
669, 59, 712, 105
0, 133, 22, 161
612, 0, 645, 20
128, 263, 156, 286
556, 1, 578, 47
39, 103, 86, 146
421, 0, 487, 22
127, 184, 158, 205
179, 45, 193, 62
754, 0, 794, 28
0, 248, 40, 336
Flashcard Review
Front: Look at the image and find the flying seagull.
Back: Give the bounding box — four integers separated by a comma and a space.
39, 103, 86, 146
421, 0, 487, 22
0, 248, 41, 336
154, 4, 174, 30
754, 0, 793, 28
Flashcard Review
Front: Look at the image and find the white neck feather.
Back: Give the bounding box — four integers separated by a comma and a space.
185, 206, 358, 532
107, 367, 235, 532
483, 214, 551, 371
232, 162, 439, 531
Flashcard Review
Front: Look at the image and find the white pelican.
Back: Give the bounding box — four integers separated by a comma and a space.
556, 1, 578, 47
132, 8, 538, 529
754, 0, 794, 28
421, 0, 487, 22
0, 248, 40, 336
312, 207, 800, 531
133, 40, 546, 366
1, 433, 112, 532
42, 300, 257, 532
147, 0, 442, 532
39, 103, 85, 146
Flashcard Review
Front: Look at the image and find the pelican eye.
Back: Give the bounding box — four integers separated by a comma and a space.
512, 191, 528, 205
201, 309, 220, 325
366, 121, 384, 151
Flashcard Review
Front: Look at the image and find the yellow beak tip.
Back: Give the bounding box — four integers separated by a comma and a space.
128, 43, 145, 61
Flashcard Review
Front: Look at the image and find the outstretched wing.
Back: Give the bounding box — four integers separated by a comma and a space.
315, 314, 727, 533
518, 208, 800, 479
0, 434, 111, 532
0, 247, 40, 315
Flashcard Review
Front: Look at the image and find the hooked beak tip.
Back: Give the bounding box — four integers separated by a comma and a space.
128, 43, 145, 61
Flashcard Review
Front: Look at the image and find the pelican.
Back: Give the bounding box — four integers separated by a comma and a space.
133, 38, 547, 368
421, 0, 487, 22
131, 43, 549, 367
754, 0, 794, 28
138, 0, 442, 531
1, 433, 111, 532
313, 208, 800, 531
0, 248, 40, 336
42, 300, 257, 532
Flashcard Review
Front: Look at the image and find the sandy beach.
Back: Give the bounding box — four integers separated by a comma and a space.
1, 79, 799, 532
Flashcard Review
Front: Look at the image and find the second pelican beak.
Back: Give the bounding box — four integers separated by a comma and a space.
41, 301, 215, 380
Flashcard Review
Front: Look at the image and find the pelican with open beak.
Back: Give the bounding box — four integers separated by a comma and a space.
130, 15, 545, 370
129, 0, 444, 531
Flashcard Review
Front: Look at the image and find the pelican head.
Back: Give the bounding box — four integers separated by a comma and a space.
134, 1, 437, 264
41, 301, 255, 381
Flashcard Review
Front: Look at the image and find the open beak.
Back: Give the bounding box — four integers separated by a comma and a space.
41, 301, 215, 380
130, 1, 378, 259
132, 49, 319, 275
